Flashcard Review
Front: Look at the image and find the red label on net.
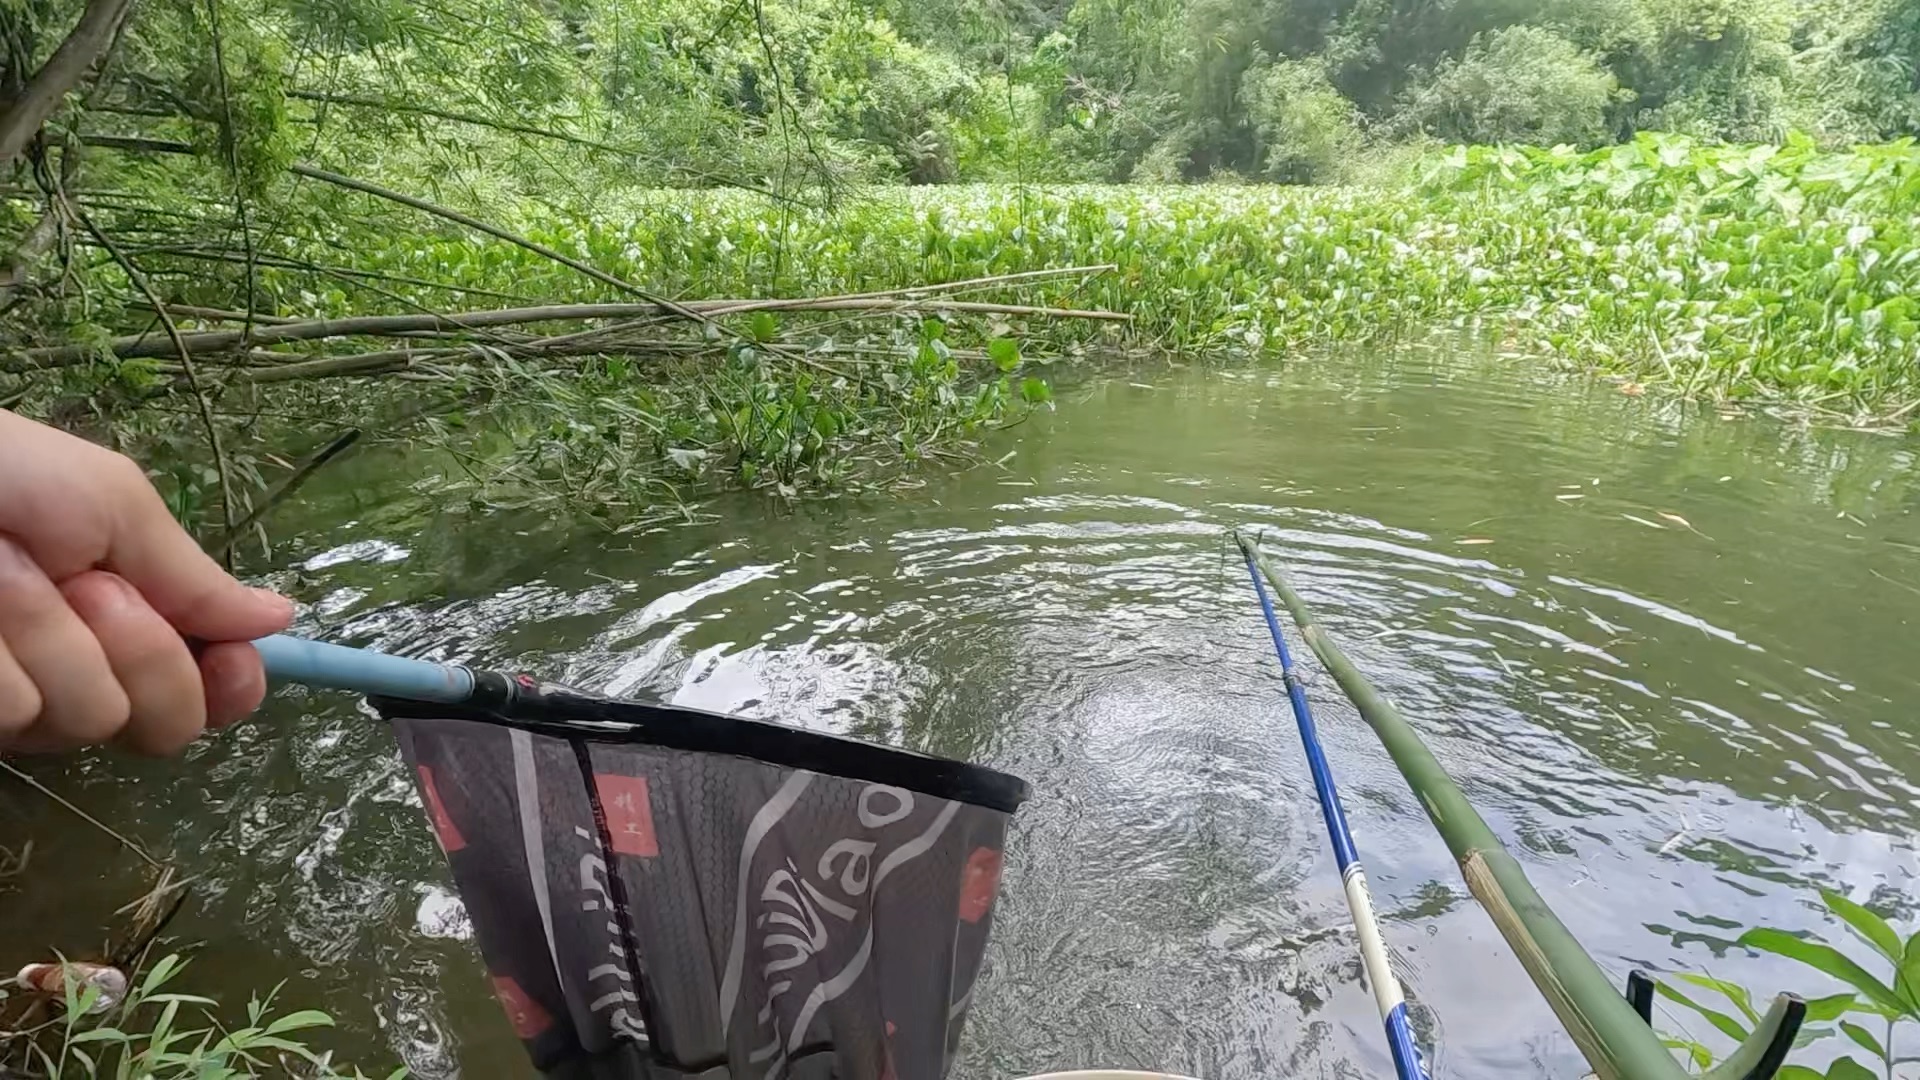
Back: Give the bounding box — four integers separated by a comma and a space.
957, 846, 1003, 923
595, 773, 659, 857
417, 765, 466, 853
492, 975, 554, 1039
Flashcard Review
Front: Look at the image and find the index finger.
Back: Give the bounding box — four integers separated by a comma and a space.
101, 458, 290, 641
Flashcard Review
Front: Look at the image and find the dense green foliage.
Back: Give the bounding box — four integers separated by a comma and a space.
13, 126, 1920, 542
6, 0, 1920, 547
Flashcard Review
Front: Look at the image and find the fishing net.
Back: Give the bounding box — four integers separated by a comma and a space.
377, 674, 1028, 1080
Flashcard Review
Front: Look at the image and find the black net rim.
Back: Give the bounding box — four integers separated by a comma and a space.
373, 676, 1030, 814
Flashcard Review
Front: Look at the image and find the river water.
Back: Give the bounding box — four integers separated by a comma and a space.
9, 342, 1920, 1078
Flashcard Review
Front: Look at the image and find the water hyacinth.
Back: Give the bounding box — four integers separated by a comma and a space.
312, 133, 1920, 421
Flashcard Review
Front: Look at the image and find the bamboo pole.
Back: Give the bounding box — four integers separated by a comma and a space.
1237, 534, 1682, 1080
7, 298, 1129, 370
1239, 534, 1804, 1080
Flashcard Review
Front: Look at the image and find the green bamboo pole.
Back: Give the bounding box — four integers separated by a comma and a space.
1239, 535, 1690, 1080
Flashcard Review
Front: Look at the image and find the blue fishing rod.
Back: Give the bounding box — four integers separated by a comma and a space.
1235, 537, 1427, 1080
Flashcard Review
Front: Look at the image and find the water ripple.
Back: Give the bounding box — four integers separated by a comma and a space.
15, 344, 1920, 1080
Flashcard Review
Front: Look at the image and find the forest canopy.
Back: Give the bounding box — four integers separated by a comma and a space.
3, 0, 1918, 202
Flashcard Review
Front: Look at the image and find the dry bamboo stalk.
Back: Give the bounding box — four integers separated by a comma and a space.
10, 298, 1129, 369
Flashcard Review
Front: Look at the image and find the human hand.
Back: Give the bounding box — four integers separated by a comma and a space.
0, 410, 292, 754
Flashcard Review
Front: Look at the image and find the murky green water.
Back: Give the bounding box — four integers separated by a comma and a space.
10, 342, 1920, 1078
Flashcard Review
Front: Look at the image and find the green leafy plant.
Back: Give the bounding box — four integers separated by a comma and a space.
1657, 888, 1920, 1078
6, 955, 402, 1080
1657, 973, 1853, 1072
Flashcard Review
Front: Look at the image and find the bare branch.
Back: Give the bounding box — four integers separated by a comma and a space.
10, 296, 1130, 368
286, 163, 708, 314
63, 196, 240, 558
0, 0, 134, 170
209, 428, 360, 561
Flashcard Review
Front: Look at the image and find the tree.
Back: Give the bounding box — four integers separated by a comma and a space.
1614, 0, 1796, 140
1242, 57, 1362, 182
1401, 25, 1620, 145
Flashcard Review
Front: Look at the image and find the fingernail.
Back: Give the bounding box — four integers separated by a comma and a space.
100, 571, 142, 608
251, 588, 294, 618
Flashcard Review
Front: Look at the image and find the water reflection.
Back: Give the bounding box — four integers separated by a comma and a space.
9, 341, 1920, 1079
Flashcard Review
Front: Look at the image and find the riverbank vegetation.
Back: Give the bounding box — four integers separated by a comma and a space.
5, 0, 1920, 548
1658, 888, 1920, 1080
5, 953, 393, 1078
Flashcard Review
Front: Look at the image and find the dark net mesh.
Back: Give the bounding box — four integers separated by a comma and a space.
377, 678, 1026, 1080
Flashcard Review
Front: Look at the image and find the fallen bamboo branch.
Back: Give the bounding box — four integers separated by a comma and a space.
136, 302, 299, 325
210, 428, 361, 560
707, 297, 1128, 320
288, 163, 694, 308
77, 136, 727, 330
698, 264, 1118, 314
286, 91, 634, 154
447, 265, 1124, 355
9, 298, 1129, 369
111, 242, 540, 303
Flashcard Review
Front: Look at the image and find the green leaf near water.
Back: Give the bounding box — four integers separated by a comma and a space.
988, 337, 1021, 372
1826, 1056, 1880, 1080
1806, 992, 1860, 1021
1738, 929, 1911, 1015
69, 1027, 130, 1044
1675, 973, 1760, 1023
1898, 933, 1920, 1010
1822, 889, 1904, 964
747, 311, 780, 343
1020, 377, 1052, 404
1839, 1020, 1885, 1059
140, 953, 187, 999
263, 1009, 335, 1035
1656, 979, 1750, 1040
1661, 1037, 1715, 1069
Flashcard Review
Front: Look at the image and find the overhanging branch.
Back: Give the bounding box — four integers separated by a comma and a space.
0, 0, 134, 169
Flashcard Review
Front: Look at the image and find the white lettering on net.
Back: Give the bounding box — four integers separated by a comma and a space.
857, 784, 913, 827
817, 839, 875, 897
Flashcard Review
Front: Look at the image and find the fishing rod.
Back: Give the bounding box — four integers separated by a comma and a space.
1238, 535, 1809, 1080
1235, 537, 1427, 1080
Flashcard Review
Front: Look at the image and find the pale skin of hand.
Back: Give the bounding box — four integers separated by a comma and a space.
0, 410, 292, 754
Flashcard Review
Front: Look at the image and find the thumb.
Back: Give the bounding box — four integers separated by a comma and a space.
107, 472, 292, 641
